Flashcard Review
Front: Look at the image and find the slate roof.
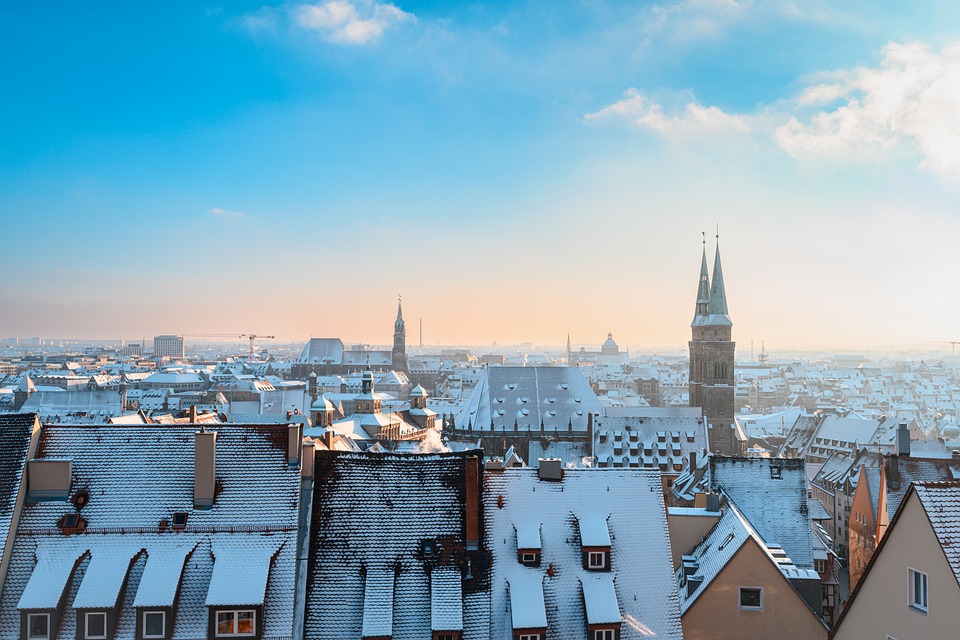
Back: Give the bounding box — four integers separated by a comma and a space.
297, 338, 345, 365
304, 451, 486, 640
0, 424, 301, 640
485, 468, 683, 640
710, 457, 815, 569
0, 413, 36, 575
456, 366, 602, 432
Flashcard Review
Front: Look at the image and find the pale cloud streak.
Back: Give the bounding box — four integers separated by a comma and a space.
774, 41, 960, 181
292, 0, 414, 45
584, 88, 750, 137
209, 208, 245, 218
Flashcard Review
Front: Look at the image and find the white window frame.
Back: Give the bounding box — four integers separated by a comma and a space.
142, 611, 166, 639
738, 586, 764, 611
521, 552, 537, 564
518, 635, 541, 640
27, 613, 50, 640
85, 611, 108, 640
593, 629, 615, 640
215, 609, 256, 637
588, 551, 606, 569
908, 567, 928, 613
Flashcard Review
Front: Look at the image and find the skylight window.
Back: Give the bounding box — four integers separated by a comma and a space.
172, 512, 188, 529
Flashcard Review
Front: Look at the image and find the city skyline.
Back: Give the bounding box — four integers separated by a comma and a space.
4, 2, 960, 348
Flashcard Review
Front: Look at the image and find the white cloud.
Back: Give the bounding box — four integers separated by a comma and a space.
209, 208, 245, 218
774, 41, 960, 180
292, 0, 414, 45
584, 88, 750, 137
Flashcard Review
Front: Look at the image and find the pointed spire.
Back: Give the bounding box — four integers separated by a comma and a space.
708, 230, 731, 321
692, 232, 711, 324
395, 294, 405, 331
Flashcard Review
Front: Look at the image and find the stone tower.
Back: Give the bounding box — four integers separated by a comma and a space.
689, 236, 738, 456
392, 297, 407, 373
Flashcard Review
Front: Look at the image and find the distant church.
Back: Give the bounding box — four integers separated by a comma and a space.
689, 237, 745, 456
292, 300, 407, 378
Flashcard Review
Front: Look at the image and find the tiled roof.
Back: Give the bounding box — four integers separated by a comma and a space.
304, 451, 483, 640
485, 468, 682, 640
885, 456, 960, 517
710, 457, 814, 569
0, 413, 35, 574
914, 482, 960, 587
0, 424, 301, 640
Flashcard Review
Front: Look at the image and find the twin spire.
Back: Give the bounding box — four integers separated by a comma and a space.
692, 232, 731, 326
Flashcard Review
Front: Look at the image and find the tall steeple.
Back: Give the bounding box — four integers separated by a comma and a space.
392, 295, 407, 373
395, 296, 405, 332
693, 232, 711, 324
708, 232, 729, 318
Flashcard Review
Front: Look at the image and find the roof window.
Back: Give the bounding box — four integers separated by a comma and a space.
172, 512, 188, 530
770, 467, 782, 480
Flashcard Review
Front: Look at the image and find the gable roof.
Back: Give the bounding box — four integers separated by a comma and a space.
710, 457, 814, 569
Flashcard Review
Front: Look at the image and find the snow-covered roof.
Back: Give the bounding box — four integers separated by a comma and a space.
206, 540, 282, 606
304, 451, 483, 640
581, 574, 621, 625
485, 468, 682, 640
710, 457, 814, 569
430, 567, 463, 632
456, 366, 602, 432
0, 424, 301, 638
914, 482, 960, 585
508, 572, 547, 630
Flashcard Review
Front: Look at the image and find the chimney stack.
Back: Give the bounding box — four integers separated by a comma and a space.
189, 405, 198, 423
194, 430, 217, 509
888, 455, 900, 491
689, 451, 698, 471
287, 423, 302, 467
301, 439, 315, 478
896, 421, 910, 457
465, 455, 480, 551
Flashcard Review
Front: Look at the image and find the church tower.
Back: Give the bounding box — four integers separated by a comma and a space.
392, 297, 407, 373
689, 234, 739, 456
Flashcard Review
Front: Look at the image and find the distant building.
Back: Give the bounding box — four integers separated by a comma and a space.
568, 332, 629, 366
449, 365, 603, 463
152, 334, 185, 358
292, 300, 408, 378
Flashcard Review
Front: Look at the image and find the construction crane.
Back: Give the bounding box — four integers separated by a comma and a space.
182, 334, 276, 360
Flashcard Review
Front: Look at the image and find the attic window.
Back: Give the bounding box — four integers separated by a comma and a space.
215, 610, 255, 637
172, 512, 188, 529
421, 539, 439, 557
84, 612, 107, 640
770, 467, 782, 480
57, 513, 87, 534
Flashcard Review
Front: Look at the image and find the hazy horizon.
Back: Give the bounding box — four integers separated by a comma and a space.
4, 2, 960, 349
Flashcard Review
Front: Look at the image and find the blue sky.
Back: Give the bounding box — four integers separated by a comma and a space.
3, 1, 960, 349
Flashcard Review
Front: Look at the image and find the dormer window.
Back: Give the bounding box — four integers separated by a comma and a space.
83, 612, 107, 640
27, 613, 50, 640
142, 611, 166, 639
216, 610, 255, 636
587, 551, 607, 569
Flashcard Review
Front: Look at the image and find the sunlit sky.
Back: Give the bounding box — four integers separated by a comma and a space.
3, 1, 960, 350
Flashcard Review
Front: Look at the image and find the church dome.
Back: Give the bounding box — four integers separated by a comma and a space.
601, 333, 619, 355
